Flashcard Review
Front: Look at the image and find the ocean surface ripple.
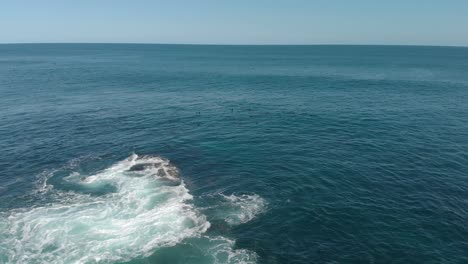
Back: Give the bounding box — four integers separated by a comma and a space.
1, 44, 468, 263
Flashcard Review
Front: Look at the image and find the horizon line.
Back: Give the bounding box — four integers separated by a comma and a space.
0, 42, 467, 48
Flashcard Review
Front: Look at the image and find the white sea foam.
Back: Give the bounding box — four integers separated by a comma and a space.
204, 236, 258, 264
220, 194, 267, 225
202, 193, 267, 226
0, 155, 265, 263
0, 154, 210, 264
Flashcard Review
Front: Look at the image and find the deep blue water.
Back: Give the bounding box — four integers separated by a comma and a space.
1, 44, 468, 264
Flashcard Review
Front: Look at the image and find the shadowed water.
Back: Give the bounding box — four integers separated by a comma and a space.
1, 44, 468, 263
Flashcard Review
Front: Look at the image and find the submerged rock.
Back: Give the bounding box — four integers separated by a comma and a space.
156, 168, 166, 177
128, 163, 161, 172
127, 158, 180, 181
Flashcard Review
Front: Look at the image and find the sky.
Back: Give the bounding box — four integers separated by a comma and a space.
0, 0, 467, 46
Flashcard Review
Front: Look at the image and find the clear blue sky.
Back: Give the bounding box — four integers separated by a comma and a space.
1, 0, 467, 46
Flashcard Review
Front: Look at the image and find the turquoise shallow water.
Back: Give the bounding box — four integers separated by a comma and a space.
1, 44, 468, 263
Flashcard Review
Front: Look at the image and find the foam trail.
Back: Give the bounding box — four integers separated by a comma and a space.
221, 194, 267, 225
201, 236, 258, 264
0, 155, 210, 264
202, 194, 267, 226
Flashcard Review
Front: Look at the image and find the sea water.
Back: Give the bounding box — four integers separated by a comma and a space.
1, 44, 468, 263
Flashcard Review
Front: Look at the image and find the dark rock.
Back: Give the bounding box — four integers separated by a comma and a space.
156, 168, 167, 177
128, 163, 161, 172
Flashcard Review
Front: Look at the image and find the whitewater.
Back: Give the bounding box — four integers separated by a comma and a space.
0, 154, 266, 264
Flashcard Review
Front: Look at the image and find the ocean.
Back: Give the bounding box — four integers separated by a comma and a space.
0, 44, 467, 263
